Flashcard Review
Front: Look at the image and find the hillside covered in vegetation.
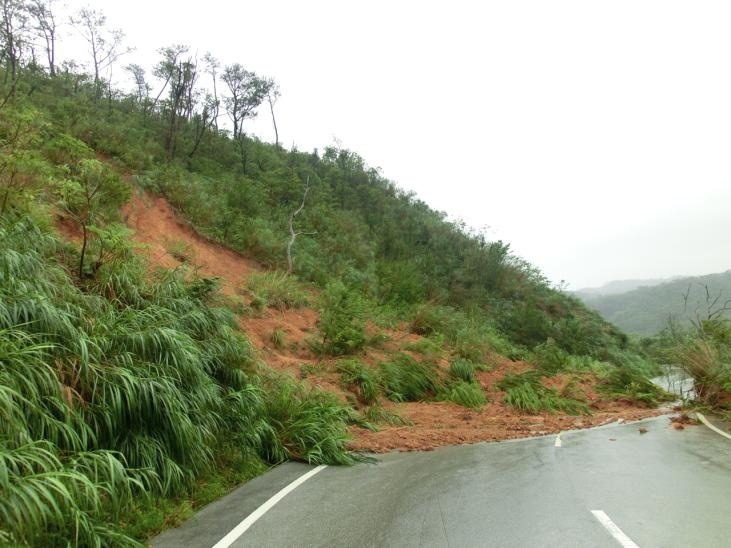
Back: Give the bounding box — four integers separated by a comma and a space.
580, 271, 731, 336
0, 4, 669, 546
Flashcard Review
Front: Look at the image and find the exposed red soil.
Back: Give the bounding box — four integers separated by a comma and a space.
122, 191, 260, 297
348, 403, 663, 453
57, 184, 666, 453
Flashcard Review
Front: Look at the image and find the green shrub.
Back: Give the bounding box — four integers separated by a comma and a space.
379, 354, 442, 402
531, 340, 570, 374
404, 335, 445, 360
336, 359, 381, 404
410, 304, 463, 337
497, 371, 589, 415
439, 380, 487, 409
245, 271, 309, 310
318, 282, 367, 355
452, 326, 493, 363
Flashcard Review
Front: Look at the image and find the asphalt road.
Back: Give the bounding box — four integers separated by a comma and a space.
153, 416, 731, 548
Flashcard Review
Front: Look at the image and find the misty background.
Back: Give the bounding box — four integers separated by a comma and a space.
58, 0, 731, 289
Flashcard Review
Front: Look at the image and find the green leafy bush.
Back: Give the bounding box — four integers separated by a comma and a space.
531, 340, 570, 374
410, 304, 460, 336
317, 282, 367, 355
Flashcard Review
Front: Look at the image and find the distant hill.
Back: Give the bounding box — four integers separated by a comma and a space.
575, 278, 674, 298
578, 271, 731, 336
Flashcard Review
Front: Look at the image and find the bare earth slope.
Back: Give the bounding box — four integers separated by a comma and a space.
117, 189, 662, 452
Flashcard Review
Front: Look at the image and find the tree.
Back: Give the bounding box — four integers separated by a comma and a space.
153, 45, 198, 158
187, 53, 220, 159
221, 64, 271, 173
70, 7, 131, 98
286, 175, 316, 273
0, 0, 31, 106
124, 63, 149, 107
266, 79, 280, 148
28, 0, 57, 75
0, 107, 47, 214
56, 159, 129, 278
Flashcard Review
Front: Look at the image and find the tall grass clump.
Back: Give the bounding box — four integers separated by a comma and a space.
497, 371, 589, 415
245, 271, 309, 310
403, 335, 445, 361
439, 380, 487, 409
256, 379, 359, 465
598, 366, 671, 407
362, 404, 412, 426
667, 319, 731, 408
336, 359, 381, 404
379, 354, 442, 402
0, 214, 357, 545
448, 358, 477, 383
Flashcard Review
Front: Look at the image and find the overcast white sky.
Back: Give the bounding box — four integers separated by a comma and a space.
59, 0, 731, 289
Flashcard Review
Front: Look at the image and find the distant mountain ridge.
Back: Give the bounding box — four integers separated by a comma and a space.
574, 277, 676, 298
575, 271, 731, 336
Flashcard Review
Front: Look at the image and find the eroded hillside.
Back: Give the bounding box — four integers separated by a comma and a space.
114, 186, 665, 452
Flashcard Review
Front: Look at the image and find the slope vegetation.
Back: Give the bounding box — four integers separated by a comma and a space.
122, 188, 665, 452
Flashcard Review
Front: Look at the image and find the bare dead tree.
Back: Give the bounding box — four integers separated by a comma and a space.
705, 285, 731, 321
187, 53, 220, 159
29, 0, 56, 75
70, 7, 132, 99
687, 283, 731, 331
286, 176, 316, 273
266, 79, 280, 148
681, 283, 691, 312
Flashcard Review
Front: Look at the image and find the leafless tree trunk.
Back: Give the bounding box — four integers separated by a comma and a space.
71, 8, 132, 100
287, 176, 315, 273
267, 82, 280, 148
30, 0, 56, 75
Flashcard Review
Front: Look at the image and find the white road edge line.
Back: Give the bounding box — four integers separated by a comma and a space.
696, 412, 731, 441
591, 510, 639, 548
554, 434, 562, 447
211, 465, 327, 548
